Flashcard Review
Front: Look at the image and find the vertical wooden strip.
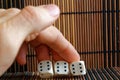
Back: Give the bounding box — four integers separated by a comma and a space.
0, 0, 1, 8
72, 0, 75, 50
116, 0, 120, 67
111, 0, 115, 67
102, 0, 107, 67
101, 0, 104, 68
94, 0, 97, 68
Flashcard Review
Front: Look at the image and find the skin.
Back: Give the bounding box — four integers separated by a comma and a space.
0, 4, 80, 76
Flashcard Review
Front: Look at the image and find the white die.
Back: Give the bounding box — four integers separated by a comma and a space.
54, 61, 69, 75
70, 61, 86, 76
38, 60, 54, 78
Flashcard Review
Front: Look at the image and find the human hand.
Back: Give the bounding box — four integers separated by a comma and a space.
0, 4, 80, 76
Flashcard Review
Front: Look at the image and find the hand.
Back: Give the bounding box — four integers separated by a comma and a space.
0, 4, 80, 76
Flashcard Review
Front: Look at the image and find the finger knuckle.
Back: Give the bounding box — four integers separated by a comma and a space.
23, 6, 35, 15
7, 8, 20, 13
0, 9, 5, 12
21, 6, 44, 29
21, 6, 39, 22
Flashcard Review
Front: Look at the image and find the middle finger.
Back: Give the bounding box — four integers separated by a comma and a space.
30, 26, 80, 63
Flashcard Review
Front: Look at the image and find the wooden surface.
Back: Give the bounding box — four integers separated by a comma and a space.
0, 67, 120, 80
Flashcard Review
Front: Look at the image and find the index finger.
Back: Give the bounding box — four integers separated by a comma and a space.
31, 26, 80, 62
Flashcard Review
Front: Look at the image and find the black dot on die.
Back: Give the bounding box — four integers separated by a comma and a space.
72, 64, 74, 66
79, 63, 81, 65
80, 70, 82, 73
40, 66, 42, 68
57, 66, 59, 68
40, 69, 42, 71
48, 68, 50, 70
47, 65, 49, 67
73, 72, 75, 74
40, 63, 42, 65
64, 66, 67, 68
72, 68, 75, 70
57, 63, 59, 65
64, 70, 67, 72
64, 63, 66, 65
47, 62, 49, 64
80, 67, 82, 69
57, 70, 59, 72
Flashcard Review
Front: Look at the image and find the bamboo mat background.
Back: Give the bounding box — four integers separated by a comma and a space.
0, 0, 120, 73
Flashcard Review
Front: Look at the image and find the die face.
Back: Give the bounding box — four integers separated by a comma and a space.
54, 61, 69, 75
38, 60, 52, 73
38, 60, 53, 78
70, 61, 86, 76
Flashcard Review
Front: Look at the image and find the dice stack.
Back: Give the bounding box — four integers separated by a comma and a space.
38, 60, 86, 78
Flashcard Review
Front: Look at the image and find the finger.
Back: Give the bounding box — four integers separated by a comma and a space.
0, 9, 5, 13
16, 43, 28, 65
51, 50, 65, 61
25, 32, 39, 42
30, 26, 80, 63
2, 4, 60, 35
35, 44, 50, 62
1, 4, 60, 57
0, 8, 20, 23
0, 4, 60, 76
0, 8, 37, 41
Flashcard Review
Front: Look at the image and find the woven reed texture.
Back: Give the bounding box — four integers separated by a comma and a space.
0, 67, 120, 80
0, 0, 120, 72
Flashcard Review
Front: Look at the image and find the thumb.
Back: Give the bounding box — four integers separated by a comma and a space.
0, 4, 60, 76
4, 4, 60, 33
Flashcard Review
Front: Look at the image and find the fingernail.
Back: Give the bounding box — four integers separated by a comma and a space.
43, 4, 60, 17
